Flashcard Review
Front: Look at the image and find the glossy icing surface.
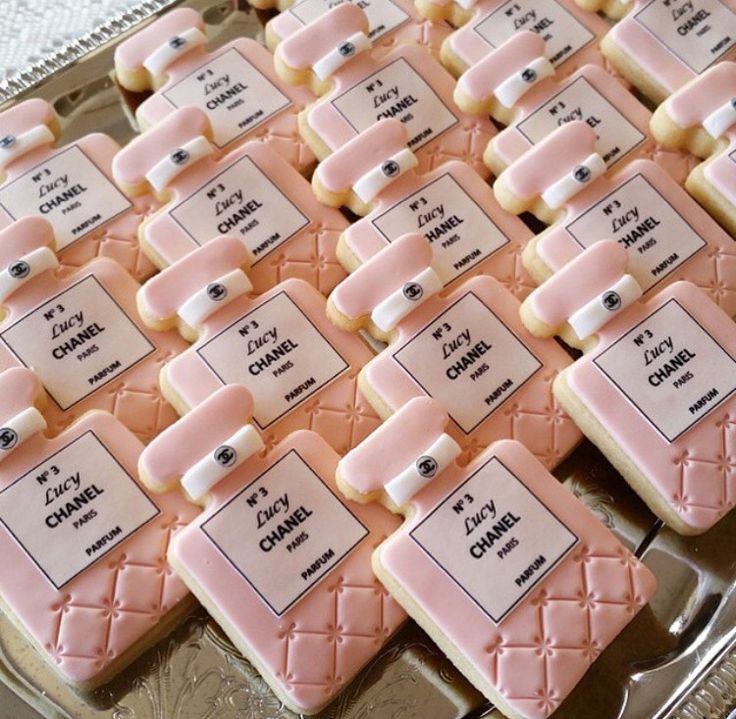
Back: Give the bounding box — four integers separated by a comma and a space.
0, 100, 157, 282
0, 219, 184, 443
0, 368, 196, 686
115, 8, 315, 171
338, 400, 655, 719
113, 108, 347, 295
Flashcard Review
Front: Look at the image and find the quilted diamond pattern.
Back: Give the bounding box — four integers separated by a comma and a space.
250, 111, 315, 174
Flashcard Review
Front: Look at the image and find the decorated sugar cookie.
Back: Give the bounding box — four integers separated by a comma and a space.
338, 398, 655, 719
456, 33, 690, 181
493, 122, 736, 330
430, 0, 611, 79
138, 236, 380, 454
114, 8, 315, 172
0, 217, 185, 442
0, 367, 197, 689
139, 384, 405, 714
0, 99, 156, 281
522, 239, 736, 535
113, 108, 347, 295
273, 4, 495, 178
312, 120, 535, 298
600, 0, 736, 103
650, 62, 736, 238
327, 233, 581, 466
264, 0, 451, 59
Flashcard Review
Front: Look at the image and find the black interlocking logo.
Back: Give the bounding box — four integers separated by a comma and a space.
381, 159, 400, 177
338, 41, 356, 57
8, 261, 30, 279
0, 427, 18, 451
206, 282, 228, 301
416, 455, 438, 478
601, 290, 621, 311
171, 148, 190, 165
0, 135, 16, 149
402, 281, 423, 301
214, 445, 237, 467
521, 68, 537, 83
573, 165, 591, 183
169, 36, 187, 50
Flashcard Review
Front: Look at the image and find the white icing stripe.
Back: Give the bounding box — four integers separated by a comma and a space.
181, 424, 264, 501
145, 135, 213, 193
313, 32, 371, 81
143, 27, 208, 77
494, 57, 555, 109
703, 98, 736, 139
178, 269, 252, 328
0, 407, 47, 461
385, 433, 461, 505
541, 153, 606, 209
0, 126, 55, 170
371, 267, 442, 332
0, 247, 59, 302
569, 274, 642, 340
353, 149, 418, 204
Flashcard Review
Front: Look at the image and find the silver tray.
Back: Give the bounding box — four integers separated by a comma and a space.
1, 2, 736, 717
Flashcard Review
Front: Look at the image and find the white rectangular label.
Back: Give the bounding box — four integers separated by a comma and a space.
565, 174, 706, 292
393, 293, 542, 434
164, 49, 292, 148
330, 58, 458, 151
410, 456, 577, 623
516, 77, 646, 167
634, 0, 736, 73
0, 276, 155, 411
201, 450, 368, 616
371, 173, 510, 286
169, 155, 309, 261
472, 0, 595, 67
289, 0, 410, 40
593, 299, 736, 442
196, 292, 349, 429
0, 146, 132, 251
0, 432, 160, 589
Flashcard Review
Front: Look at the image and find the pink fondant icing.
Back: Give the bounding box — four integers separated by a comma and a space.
526, 240, 736, 533
0, 100, 157, 281
472, 34, 690, 179
0, 219, 185, 443
338, 398, 656, 719
140, 236, 380, 455
315, 120, 535, 298
0, 367, 197, 687
139, 385, 405, 713
329, 234, 582, 466
605, 0, 736, 98
275, 5, 495, 178
114, 8, 316, 171
498, 122, 736, 316
441, 0, 611, 76
113, 108, 347, 295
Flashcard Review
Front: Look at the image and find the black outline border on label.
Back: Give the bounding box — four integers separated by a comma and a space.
329, 57, 459, 152
392, 291, 543, 435
409, 455, 579, 625
370, 172, 510, 286
200, 448, 369, 617
592, 297, 736, 443
0, 430, 161, 591
0, 275, 156, 411
195, 290, 350, 430
632, 0, 736, 74
288, 0, 411, 41
163, 47, 293, 150
0, 145, 133, 250
564, 173, 706, 292
471, 0, 596, 66
168, 154, 310, 262
516, 76, 647, 168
